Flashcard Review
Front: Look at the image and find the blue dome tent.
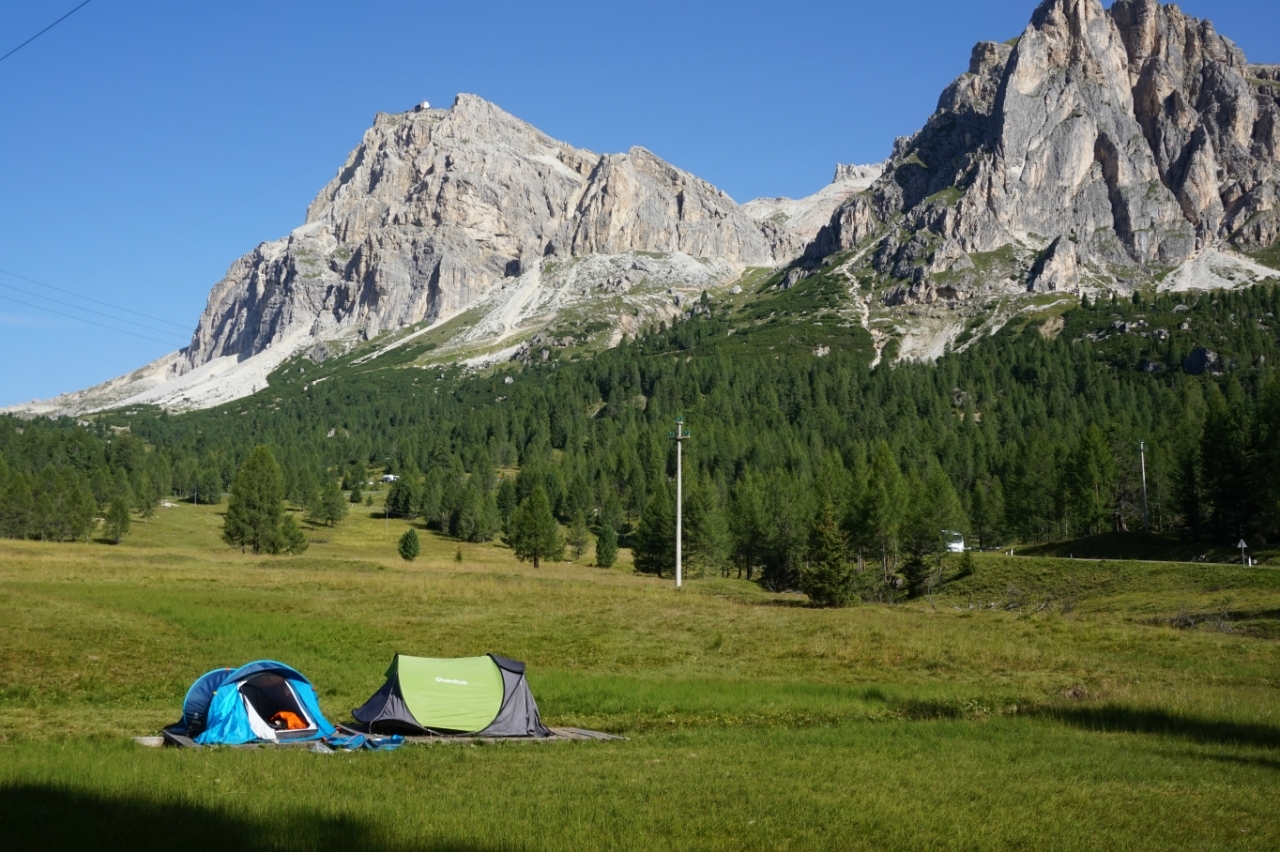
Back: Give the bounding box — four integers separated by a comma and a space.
166, 661, 335, 746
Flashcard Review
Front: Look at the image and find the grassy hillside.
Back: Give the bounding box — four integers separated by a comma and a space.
1020, 531, 1280, 566
3, 502, 1280, 850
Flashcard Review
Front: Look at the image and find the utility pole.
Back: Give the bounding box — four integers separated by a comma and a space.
670, 417, 690, 589
385, 457, 392, 530
1139, 440, 1150, 533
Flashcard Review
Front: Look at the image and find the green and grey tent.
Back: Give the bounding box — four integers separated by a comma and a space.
352, 654, 551, 737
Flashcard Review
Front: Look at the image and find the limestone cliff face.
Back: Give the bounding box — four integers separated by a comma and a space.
806, 0, 1280, 299
183, 95, 780, 372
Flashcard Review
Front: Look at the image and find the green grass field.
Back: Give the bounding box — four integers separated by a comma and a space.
3, 501, 1280, 850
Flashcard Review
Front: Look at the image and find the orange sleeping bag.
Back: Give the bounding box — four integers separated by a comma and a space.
268, 711, 307, 730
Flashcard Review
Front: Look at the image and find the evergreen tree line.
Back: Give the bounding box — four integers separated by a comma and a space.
4, 284, 1280, 567
0, 428, 171, 542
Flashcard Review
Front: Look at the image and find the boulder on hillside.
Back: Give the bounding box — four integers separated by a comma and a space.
1182, 347, 1223, 375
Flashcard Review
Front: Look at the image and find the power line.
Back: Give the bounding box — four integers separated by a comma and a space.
0, 280, 188, 340
0, 0, 96, 65
0, 267, 189, 329
0, 292, 186, 348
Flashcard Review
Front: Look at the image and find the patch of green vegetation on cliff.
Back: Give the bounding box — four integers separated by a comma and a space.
1246, 240, 1280, 272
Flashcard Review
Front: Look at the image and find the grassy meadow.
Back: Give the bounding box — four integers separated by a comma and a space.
3, 499, 1280, 850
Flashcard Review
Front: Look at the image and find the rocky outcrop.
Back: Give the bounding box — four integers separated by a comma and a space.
741, 162, 884, 256
182, 94, 786, 374
1028, 236, 1081, 292
805, 0, 1280, 301
833, 163, 886, 183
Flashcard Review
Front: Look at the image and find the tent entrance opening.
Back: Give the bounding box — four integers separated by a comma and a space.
239, 673, 317, 740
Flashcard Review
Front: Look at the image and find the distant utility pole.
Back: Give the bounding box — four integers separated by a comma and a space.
670, 417, 690, 589
1139, 440, 1150, 533
385, 456, 392, 530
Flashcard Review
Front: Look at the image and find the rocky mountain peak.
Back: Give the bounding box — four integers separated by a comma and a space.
805, 0, 1280, 303
182, 94, 787, 377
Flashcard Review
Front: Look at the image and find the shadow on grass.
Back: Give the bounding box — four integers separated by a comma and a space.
1223, 608, 1280, 622
1038, 704, 1280, 750
1195, 751, 1280, 772
1, 785, 514, 852
759, 598, 811, 608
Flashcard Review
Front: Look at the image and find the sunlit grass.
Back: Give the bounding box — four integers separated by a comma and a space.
2, 502, 1279, 849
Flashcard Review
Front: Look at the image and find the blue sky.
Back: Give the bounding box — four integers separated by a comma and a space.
0, 0, 1276, 406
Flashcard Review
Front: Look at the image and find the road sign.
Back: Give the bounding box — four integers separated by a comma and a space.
1239, 539, 1249, 567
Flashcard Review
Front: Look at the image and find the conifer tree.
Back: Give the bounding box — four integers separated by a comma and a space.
90, 467, 112, 510
1066, 424, 1118, 536
567, 510, 590, 561
496, 477, 518, 526
478, 491, 501, 541
307, 477, 348, 527
292, 466, 319, 507
112, 468, 133, 511
386, 476, 418, 517
453, 481, 499, 542
903, 463, 968, 596
728, 471, 766, 580
509, 486, 563, 568
416, 470, 444, 526
802, 503, 856, 607
223, 446, 288, 554
1200, 381, 1256, 539
151, 455, 172, 504
398, 528, 420, 561
904, 463, 968, 560
860, 441, 906, 581
1007, 431, 1059, 542
103, 495, 131, 544
349, 482, 363, 504
971, 476, 1005, 548
685, 473, 730, 577
60, 471, 96, 542
195, 468, 222, 504
598, 490, 625, 535
633, 484, 675, 577
134, 471, 155, 518
1, 473, 34, 539
595, 524, 618, 568
33, 466, 58, 541
277, 513, 309, 555
760, 469, 812, 591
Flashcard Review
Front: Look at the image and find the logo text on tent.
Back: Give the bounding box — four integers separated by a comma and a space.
435, 677, 468, 685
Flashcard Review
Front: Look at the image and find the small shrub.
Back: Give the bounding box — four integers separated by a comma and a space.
398, 529, 420, 562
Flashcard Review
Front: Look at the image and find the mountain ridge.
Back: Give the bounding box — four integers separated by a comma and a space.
8, 0, 1280, 418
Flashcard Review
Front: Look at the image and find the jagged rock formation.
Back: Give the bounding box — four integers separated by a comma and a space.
11, 95, 881, 415
833, 163, 885, 183
186, 94, 790, 374
741, 162, 885, 252
805, 0, 1280, 302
